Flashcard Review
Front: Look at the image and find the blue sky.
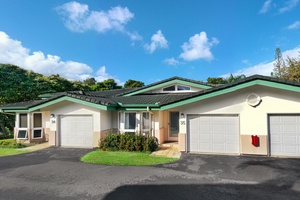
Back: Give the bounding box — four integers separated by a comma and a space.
0, 0, 300, 85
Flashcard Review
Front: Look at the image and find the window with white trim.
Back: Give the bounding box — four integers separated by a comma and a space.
124, 112, 136, 132
17, 114, 28, 139
142, 112, 151, 133
33, 113, 43, 139
163, 85, 191, 92
177, 85, 190, 91
163, 85, 176, 91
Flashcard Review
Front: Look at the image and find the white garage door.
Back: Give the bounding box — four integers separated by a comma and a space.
269, 115, 300, 157
60, 115, 93, 148
188, 115, 239, 154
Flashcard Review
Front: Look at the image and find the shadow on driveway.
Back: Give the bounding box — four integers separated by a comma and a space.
103, 183, 300, 200
0, 147, 94, 171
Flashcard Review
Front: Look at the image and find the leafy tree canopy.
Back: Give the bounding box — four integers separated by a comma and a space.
271, 48, 300, 82
207, 74, 246, 84
206, 77, 226, 84
124, 79, 145, 88
90, 79, 122, 91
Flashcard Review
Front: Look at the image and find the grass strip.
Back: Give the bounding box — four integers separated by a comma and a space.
0, 148, 31, 157
81, 150, 179, 166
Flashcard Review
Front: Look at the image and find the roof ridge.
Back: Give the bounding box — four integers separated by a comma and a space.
120, 76, 209, 96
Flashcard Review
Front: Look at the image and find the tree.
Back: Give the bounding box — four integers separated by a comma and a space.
271, 49, 300, 82
83, 77, 96, 86
124, 79, 145, 88
91, 79, 122, 91
271, 48, 286, 78
207, 77, 226, 84
282, 55, 300, 82
0, 64, 89, 136
206, 74, 246, 85
226, 74, 246, 83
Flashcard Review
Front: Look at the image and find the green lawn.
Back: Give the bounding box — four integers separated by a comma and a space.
81, 151, 179, 166
0, 148, 31, 157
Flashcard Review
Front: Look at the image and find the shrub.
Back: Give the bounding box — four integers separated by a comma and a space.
0, 127, 14, 139
99, 133, 158, 152
0, 139, 27, 148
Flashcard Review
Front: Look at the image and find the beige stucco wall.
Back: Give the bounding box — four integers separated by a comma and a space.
40, 100, 109, 147
177, 85, 300, 155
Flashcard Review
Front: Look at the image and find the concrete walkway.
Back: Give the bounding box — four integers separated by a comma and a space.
18, 142, 50, 151
150, 142, 181, 158
17, 142, 182, 158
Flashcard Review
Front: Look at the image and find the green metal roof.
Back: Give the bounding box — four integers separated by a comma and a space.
1, 75, 300, 112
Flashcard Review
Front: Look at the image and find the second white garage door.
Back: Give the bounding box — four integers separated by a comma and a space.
59, 115, 93, 148
187, 115, 240, 154
269, 115, 300, 157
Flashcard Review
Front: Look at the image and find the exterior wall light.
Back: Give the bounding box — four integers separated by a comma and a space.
181, 113, 185, 118
50, 114, 55, 118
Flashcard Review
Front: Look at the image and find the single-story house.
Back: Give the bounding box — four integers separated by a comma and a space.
1, 75, 300, 157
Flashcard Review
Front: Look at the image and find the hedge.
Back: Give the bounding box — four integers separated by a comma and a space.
99, 133, 159, 152
0, 139, 27, 148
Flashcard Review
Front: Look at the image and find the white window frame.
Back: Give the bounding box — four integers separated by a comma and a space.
32, 113, 43, 139
17, 129, 28, 139
162, 84, 191, 92
142, 112, 151, 133
17, 113, 28, 139
124, 112, 137, 132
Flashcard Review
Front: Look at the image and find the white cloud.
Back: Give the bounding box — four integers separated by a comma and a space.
259, 0, 272, 14
95, 66, 124, 85
144, 30, 168, 53
278, 0, 299, 13
164, 57, 180, 66
221, 46, 300, 78
0, 31, 120, 82
179, 32, 219, 61
287, 21, 300, 29
242, 59, 251, 65
56, 1, 140, 41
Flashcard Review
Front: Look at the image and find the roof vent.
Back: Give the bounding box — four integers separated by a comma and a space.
246, 93, 261, 107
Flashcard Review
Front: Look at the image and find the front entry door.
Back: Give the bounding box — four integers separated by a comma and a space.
168, 111, 179, 141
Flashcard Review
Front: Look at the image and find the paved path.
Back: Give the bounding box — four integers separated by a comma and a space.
21, 142, 182, 158
1, 148, 300, 200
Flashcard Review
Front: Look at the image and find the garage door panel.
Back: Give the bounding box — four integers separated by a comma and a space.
190, 142, 199, 150
283, 136, 297, 144
282, 125, 297, 132
213, 125, 224, 131
199, 134, 211, 140
60, 115, 93, 148
283, 146, 298, 155
199, 143, 212, 151
271, 135, 281, 143
213, 134, 225, 140
269, 115, 300, 156
188, 115, 239, 154
226, 135, 239, 142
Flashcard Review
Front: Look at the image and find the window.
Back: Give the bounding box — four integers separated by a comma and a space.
163, 85, 176, 91
17, 130, 28, 139
125, 112, 136, 131
177, 85, 190, 91
19, 114, 28, 128
33, 113, 43, 139
18, 114, 28, 139
163, 85, 191, 92
142, 112, 151, 131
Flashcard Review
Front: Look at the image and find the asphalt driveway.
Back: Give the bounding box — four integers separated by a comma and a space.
0, 147, 300, 200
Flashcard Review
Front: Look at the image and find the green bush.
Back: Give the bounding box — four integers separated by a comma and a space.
0, 127, 14, 139
99, 133, 158, 152
0, 139, 27, 148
